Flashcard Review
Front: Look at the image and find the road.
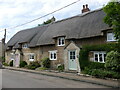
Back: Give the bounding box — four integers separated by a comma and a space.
2, 69, 109, 88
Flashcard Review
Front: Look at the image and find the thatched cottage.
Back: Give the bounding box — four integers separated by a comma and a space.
5, 7, 117, 72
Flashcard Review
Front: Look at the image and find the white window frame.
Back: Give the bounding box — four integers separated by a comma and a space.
94, 51, 106, 63
107, 32, 117, 42
29, 53, 35, 61
22, 43, 28, 49
57, 37, 65, 46
49, 50, 57, 60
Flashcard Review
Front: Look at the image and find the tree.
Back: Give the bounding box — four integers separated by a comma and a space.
38, 16, 56, 26
103, 1, 120, 41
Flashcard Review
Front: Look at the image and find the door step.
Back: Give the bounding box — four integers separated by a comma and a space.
65, 70, 78, 73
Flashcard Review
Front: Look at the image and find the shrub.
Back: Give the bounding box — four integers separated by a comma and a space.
41, 58, 50, 68
9, 60, 13, 67
19, 61, 27, 68
2, 62, 9, 66
57, 64, 64, 72
105, 51, 120, 72
26, 61, 41, 70
0, 57, 5, 63
88, 62, 105, 69
79, 43, 118, 70
35, 67, 47, 71
83, 68, 120, 79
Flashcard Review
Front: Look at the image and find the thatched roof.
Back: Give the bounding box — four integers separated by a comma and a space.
7, 8, 110, 49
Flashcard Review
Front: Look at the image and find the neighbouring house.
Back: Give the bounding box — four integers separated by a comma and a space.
5, 5, 117, 72
0, 42, 3, 58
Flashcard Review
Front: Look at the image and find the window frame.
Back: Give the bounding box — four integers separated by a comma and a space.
57, 37, 65, 46
49, 50, 57, 60
29, 53, 35, 61
94, 51, 106, 63
107, 32, 117, 42
22, 43, 28, 49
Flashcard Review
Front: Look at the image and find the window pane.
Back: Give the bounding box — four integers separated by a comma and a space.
95, 54, 98, 62
70, 56, 72, 59
107, 33, 113, 40
59, 39, 61, 45
51, 53, 53, 59
73, 56, 75, 59
62, 39, 64, 45
99, 54, 103, 62
32, 55, 34, 59
70, 52, 72, 56
73, 51, 75, 56
54, 53, 56, 59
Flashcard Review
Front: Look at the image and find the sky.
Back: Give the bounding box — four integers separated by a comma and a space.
0, 0, 110, 42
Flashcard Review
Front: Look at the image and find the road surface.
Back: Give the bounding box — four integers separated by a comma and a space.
2, 69, 109, 88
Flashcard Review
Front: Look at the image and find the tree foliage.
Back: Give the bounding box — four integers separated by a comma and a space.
105, 51, 120, 72
103, 1, 120, 42
38, 16, 56, 26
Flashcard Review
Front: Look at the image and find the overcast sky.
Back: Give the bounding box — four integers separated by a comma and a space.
0, 0, 110, 42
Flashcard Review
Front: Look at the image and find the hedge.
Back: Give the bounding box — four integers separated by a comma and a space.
19, 61, 27, 68
83, 68, 120, 79
79, 43, 118, 70
25, 61, 41, 70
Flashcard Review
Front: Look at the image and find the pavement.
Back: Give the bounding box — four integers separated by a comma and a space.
3, 66, 120, 88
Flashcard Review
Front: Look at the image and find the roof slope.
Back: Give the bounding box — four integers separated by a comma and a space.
36, 9, 109, 46
7, 26, 48, 48
7, 8, 110, 48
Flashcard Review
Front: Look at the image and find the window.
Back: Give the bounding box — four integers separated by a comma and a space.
10, 53, 15, 60
29, 53, 35, 61
69, 51, 76, 59
58, 37, 65, 46
22, 43, 28, 48
94, 51, 106, 63
49, 50, 57, 60
107, 32, 116, 41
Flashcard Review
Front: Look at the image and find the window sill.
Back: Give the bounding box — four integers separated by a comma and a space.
29, 59, 34, 61
57, 45, 65, 47
50, 59, 57, 60
94, 61, 105, 63
107, 40, 117, 42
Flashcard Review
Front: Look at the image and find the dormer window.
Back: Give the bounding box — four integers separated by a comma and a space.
107, 32, 117, 42
22, 43, 28, 49
58, 37, 65, 46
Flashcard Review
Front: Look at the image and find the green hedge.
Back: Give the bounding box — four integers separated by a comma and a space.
19, 61, 27, 68
79, 43, 118, 70
83, 68, 120, 79
41, 58, 50, 68
105, 51, 120, 72
25, 61, 41, 70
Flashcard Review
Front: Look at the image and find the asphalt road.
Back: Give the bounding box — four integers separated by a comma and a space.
2, 69, 109, 88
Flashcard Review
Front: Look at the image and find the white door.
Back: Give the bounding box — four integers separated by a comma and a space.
15, 54, 19, 67
68, 50, 77, 70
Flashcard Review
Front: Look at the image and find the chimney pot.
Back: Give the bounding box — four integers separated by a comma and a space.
83, 5, 85, 9
86, 4, 88, 8
81, 4, 90, 13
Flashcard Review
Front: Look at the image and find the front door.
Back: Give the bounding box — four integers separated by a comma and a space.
15, 54, 19, 67
68, 50, 77, 70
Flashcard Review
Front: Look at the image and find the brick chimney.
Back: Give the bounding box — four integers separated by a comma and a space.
82, 4, 90, 13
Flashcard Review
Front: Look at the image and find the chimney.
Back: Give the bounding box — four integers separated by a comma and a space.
82, 4, 90, 13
